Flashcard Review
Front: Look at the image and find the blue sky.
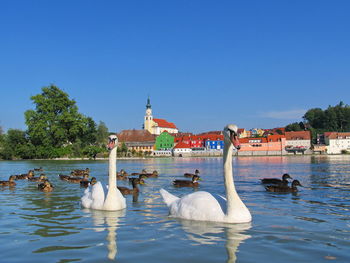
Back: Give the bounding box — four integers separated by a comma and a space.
0, 0, 349, 134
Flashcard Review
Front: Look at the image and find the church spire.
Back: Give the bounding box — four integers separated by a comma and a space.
146, 97, 151, 109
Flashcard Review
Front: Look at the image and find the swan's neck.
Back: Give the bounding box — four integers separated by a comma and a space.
223, 141, 237, 217
109, 147, 117, 189
223, 141, 252, 222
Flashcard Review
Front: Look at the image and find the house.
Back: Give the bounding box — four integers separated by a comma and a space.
324, 132, 350, 154
117, 129, 155, 153
173, 141, 192, 157
155, 131, 174, 150
203, 134, 224, 150
238, 128, 249, 138
144, 97, 179, 135
238, 135, 286, 155
285, 131, 312, 154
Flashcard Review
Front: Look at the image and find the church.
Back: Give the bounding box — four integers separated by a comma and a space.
143, 97, 179, 135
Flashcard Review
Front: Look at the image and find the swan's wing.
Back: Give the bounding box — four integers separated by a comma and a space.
81, 186, 93, 208
91, 181, 105, 210
159, 188, 179, 207
213, 194, 227, 214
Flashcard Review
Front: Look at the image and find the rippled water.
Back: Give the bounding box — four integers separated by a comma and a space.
0, 155, 349, 262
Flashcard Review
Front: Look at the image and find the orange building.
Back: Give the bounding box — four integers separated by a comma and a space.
238, 135, 286, 155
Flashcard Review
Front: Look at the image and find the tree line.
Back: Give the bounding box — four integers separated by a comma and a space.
286, 101, 350, 142
0, 85, 112, 160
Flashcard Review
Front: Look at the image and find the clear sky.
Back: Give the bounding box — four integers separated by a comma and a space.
0, 0, 349, 134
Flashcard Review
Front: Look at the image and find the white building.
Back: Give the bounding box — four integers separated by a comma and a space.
285, 131, 312, 153
144, 97, 178, 135
324, 132, 350, 154
172, 141, 192, 157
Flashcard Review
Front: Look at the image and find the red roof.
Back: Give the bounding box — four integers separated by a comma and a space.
153, 118, 177, 129
117, 130, 155, 142
325, 132, 350, 139
174, 141, 191, 149
285, 131, 311, 140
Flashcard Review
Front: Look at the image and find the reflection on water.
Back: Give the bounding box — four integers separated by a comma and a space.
86, 209, 125, 260
0, 156, 350, 262
178, 219, 251, 263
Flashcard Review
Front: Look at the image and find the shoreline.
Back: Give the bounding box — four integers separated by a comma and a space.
1, 153, 348, 161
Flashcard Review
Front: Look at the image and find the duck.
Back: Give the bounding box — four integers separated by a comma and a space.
28, 174, 47, 182
173, 175, 201, 187
38, 180, 54, 192
261, 173, 292, 185
117, 169, 128, 180
58, 174, 70, 181
184, 169, 200, 178
128, 174, 147, 183
81, 135, 126, 211
117, 178, 145, 195
131, 169, 147, 176
0, 175, 17, 186
143, 170, 158, 178
160, 124, 252, 223
71, 168, 90, 177
80, 177, 97, 188
33, 167, 44, 172
66, 174, 90, 183
14, 170, 35, 180
265, 180, 302, 193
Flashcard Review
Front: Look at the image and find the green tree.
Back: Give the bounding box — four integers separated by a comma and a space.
24, 85, 97, 158
0, 129, 35, 159
96, 121, 109, 146
285, 122, 303, 132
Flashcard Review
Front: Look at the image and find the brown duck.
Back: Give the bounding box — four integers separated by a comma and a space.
14, 170, 34, 180
117, 169, 128, 180
142, 170, 159, 178
118, 178, 145, 195
66, 174, 90, 183
265, 180, 302, 193
131, 169, 147, 176
80, 177, 97, 188
173, 175, 201, 187
261, 173, 292, 185
71, 168, 90, 177
0, 175, 17, 186
38, 180, 54, 192
28, 174, 47, 182
184, 169, 200, 178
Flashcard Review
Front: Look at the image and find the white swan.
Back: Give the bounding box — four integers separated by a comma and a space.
81, 135, 126, 211
160, 124, 252, 223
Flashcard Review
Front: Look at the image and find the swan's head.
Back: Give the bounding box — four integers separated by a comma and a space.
107, 135, 118, 150
224, 124, 241, 150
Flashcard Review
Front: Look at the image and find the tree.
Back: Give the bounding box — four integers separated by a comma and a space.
96, 121, 109, 146
0, 129, 35, 159
24, 85, 98, 158
285, 122, 303, 132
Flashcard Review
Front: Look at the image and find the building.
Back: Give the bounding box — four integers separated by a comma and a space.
143, 97, 179, 135
238, 135, 286, 155
173, 141, 192, 157
237, 128, 249, 138
155, 131, 174, 150
203, 134, 224, 150
285, 131, 312, 154
324, 132, 350, 154
117, 129, 155, 153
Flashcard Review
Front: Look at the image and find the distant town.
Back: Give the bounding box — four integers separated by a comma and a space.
117, 98, 350, 157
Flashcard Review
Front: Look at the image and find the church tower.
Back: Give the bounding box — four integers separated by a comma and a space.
144, 97, 153, 133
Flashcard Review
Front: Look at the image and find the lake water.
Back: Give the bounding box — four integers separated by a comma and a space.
0, 155, 349, 263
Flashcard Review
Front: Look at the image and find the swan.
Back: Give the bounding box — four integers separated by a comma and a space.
81, 135, 126, 211
159, 124, 252, 223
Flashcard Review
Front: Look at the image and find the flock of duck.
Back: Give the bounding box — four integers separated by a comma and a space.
0, 124, 303, 224
0, 167, 53, 191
